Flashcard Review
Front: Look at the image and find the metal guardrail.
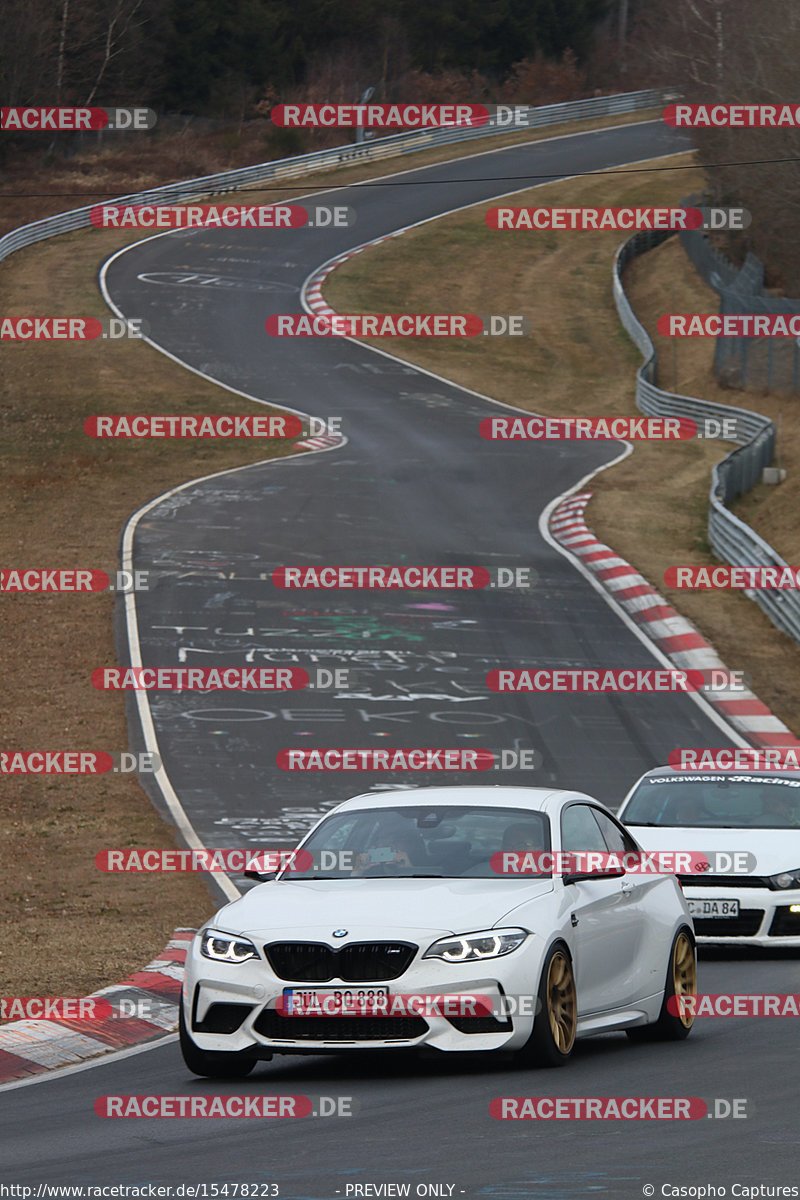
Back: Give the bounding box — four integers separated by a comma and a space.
614, 229, 800, 645
0, 89, 669, 266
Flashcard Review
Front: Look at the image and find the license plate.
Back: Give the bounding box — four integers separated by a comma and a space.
281, 987, 390, 1015
687, 898, 740, 918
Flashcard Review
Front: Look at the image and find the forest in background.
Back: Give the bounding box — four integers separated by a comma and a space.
2, 0, 800, 290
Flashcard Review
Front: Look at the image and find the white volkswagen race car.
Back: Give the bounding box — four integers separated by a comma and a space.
180, 785, 696, 1077
618, 766, 800, 946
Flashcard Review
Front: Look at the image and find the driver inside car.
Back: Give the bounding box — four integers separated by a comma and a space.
352, 831, 427, 875
501, 822, 545, 852
761, 790, 800, 828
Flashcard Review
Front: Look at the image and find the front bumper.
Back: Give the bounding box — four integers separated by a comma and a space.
183, 929, 542, 1054
684, 885, 800, 946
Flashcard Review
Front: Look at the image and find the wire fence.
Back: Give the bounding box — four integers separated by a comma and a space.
679, 196, 800, 393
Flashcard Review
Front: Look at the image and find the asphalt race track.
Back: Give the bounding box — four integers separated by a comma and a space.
3, 953, 800, 1189
3, 120, 797, 1195
102, 119, 721, 852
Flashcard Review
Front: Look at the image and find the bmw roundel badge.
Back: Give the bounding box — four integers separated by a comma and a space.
332, 929, 348, 938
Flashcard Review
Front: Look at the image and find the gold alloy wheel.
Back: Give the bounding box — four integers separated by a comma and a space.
547, 951, 577, 1053
673, 931, 697, 1028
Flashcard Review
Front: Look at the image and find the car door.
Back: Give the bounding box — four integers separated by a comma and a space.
560, 803, 642, 1015
589, 807, 661, 1005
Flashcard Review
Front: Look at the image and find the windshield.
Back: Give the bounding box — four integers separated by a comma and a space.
622, 775, 800, 829
288, 805, 551, 879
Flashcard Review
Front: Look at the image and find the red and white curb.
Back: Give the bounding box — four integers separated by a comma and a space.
304, 233, 405, 319
297, 232, 404, 455
0, 928, 195, 1083
291, 250, 349, 452
294, 433, 342, 451
289, 251, 358, 453
550, 492, 800, 749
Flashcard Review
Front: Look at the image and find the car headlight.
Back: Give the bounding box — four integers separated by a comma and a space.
200, 929, 259, 963
767, 868, 800, 891
423, 928, 528, 962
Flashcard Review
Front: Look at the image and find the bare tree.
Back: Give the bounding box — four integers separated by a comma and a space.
83, 0, 146, 104
56, 0, 70, 103
0, 0, 58, 106
633, 0, 800, 291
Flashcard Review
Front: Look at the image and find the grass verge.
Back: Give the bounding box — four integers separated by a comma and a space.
0, 226, 300, 1002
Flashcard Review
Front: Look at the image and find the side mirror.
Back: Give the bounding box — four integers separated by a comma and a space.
243, 869, 277, 882
563, 865, 625, 885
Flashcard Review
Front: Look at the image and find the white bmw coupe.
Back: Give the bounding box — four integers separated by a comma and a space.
180, 785, 696, 1077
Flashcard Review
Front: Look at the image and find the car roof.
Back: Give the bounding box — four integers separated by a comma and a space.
328, 784, 602, 815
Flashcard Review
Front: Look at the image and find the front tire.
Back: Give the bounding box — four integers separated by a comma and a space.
519, 942, 577, 1067
179, 998, 259, 1078
627, 926, 696, 1043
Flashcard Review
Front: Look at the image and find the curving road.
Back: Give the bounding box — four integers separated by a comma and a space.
3, 120, 795, 1196
102, 119, 726, 855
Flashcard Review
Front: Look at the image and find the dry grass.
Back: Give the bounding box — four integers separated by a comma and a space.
0, 227, 300, 1002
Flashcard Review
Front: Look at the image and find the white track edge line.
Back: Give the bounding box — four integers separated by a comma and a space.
0, 1033, 179, 1094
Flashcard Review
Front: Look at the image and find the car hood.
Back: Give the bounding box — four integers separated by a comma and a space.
627, 824, 800, 877
213, 876, 554, 938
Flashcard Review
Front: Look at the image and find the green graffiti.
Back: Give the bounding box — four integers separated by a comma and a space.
292, 614, 424, 642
